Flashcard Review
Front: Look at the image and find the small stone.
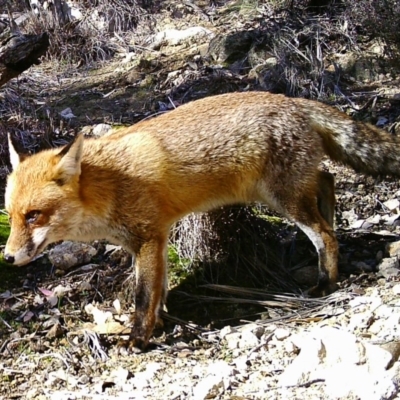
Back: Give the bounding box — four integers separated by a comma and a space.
26, 389, 40, 399
393, 284, 400, 295
240, 323, 265, 339
110, 366, 132, 385
252, 325, 265, 339
279, 335, 324, 386
48, 242, 97, 270
364, 342, 393, 372
274, 328, 291, 341
239, 331, 259, 349
320, 327, 364, 365
377, 257, 400, 278
192, 375, 225, 400
324, 363, 396, 400
220, 325, 237, 339
368, 318, 386, 335
284, 340, 296, 354
383, 199, 400, 212
381, 341, 400, 366
177, 351, 191, 358
224, 332, 242, 350
78, 281, 92, 291
92, 123, 112, 137
79, 375, 90, 384
347, 311, 374, 332
233, 355, 250, 370
46, 322, 63, 339
386, 241, 400, 257
60, 107, 75, 119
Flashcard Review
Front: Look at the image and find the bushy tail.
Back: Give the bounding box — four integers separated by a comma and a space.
304, 100, 400, 178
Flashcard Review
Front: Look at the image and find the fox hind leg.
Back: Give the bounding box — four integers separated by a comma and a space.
290, 192, 339, 297
257, 179, 339, 297
317, 170, 335, 228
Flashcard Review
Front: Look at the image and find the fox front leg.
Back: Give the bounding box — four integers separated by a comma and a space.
125, 235, 168, 352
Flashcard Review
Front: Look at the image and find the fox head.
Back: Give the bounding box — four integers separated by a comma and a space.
4, 134, 84, 266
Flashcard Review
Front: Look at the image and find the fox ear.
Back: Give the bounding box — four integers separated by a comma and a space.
8, 134, 28, 170
54, 134, 84, 183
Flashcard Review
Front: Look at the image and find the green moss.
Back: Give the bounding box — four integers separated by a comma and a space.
111, 124, 127, 130
250, 207, 283, 226
0, 211, 24, 290
0, 212, 9, 245
167, 245, 192, 287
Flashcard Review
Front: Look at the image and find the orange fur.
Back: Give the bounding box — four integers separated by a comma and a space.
5, 91, 399, 350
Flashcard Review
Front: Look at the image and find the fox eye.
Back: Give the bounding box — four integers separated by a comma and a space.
25, 210, 40, 224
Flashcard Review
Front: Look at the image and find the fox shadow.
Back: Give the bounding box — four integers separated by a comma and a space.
164, 205, 319, 331
163, 207, 397, 333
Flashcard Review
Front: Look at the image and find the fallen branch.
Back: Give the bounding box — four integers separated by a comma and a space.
0, 29, 49, 87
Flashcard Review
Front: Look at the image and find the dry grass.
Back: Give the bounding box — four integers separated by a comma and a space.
345, 0, 400, 55
18, 0, 154, 64
250, 4, 357, 98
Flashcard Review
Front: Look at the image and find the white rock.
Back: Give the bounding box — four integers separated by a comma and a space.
374, 304, 399, 319
368, 318, 386, 336
364, 343, 393, 373
86, 304, 113, 326
366, 214, 382, 224
393, 283, 400, 295
239, 331, 259, 349
278, 336, 325, 386
48, 241, 97, 270
349, 295, 374, 309
233, 355, 250, 371
220, 325, 237, 339
192, 374, 224, 400
319, 327, 365, 365
274, 328, 291, 341
377, 257, 400, 278
383, 199, 400, 212
92, 123, 112, 137
150, 27, 214, 50
324, 364, 397, 400
225, 332, 242, 350
110, 366, 131, 385
386, 241, 400, 257
239, 323, 265, 339
284, 340, 297, 354
347, 311, 374, 332
192, 361, 232, 400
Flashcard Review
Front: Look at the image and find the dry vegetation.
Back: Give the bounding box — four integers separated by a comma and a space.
1, 3, 400, 398
0, 0, 400, 348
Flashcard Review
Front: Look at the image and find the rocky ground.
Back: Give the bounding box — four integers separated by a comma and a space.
1, 257, 400, 400
1, 1, 400, 399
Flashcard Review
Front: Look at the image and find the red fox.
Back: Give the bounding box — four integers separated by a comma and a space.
4, 91, 398, 350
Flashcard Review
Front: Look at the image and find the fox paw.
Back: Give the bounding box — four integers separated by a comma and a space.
117, 336, 148, 354
308, 282, 339, 298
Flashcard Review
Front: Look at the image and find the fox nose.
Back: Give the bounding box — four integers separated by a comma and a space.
3, 254, 15, 264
